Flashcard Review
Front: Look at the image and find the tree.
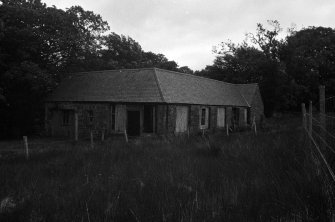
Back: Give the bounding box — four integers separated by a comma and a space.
0, 0, 110, 137
0, 0, 181, 138
100, 33, 144, 69
247, 20, 282, 61
179, 66, 194, 74
64, 5, 110, 72
280, 26, 335, 101
198, 20, 286, 116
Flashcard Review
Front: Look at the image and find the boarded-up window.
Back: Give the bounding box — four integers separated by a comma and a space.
200, 107, 209, 129
175, 106, 188, 133
115, 105, 127, 132
217, 107, 225, 127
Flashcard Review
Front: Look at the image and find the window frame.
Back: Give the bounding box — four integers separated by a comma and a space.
199, 107, 209, 129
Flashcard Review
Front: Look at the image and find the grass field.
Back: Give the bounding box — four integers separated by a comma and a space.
0, 115, 334, 221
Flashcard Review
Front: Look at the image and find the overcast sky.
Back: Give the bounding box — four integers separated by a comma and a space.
43, 0, 335, 71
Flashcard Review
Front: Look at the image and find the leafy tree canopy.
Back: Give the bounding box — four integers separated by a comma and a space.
197, 21, 335, 116
0, 0, 182, 138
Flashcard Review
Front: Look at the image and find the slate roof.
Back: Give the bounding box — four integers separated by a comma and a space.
47, 68, 259, 107
48, 69, 163, 103
235, 84, 258, 106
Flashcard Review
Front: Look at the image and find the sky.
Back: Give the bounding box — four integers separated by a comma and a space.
43, 0, 335, 71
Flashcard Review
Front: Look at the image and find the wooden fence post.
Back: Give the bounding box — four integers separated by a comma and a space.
253, 116, 257, 135
309, 101, 313, 136
23, 136, 29, 160
101, 129, 105, 142
301, 103, 306, 130
124, 129, 128, 143
90, 131, 94, 149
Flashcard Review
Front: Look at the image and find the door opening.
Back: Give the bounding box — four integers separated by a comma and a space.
143, 105, 154, 133
127, 110, 141, 136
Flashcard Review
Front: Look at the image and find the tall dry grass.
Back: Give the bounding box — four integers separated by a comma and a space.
0, 129, 333, 221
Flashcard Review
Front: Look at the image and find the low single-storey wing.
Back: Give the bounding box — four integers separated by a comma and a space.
45, 68, 264, 138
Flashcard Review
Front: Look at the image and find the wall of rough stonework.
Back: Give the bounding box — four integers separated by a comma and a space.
166, 105, 176, 133
46, 102, 111, 139
251, 88, 265, 123
48, 109, 75, 138
156, 105, 167, 134
76, 103, 110, 138
46, 102, 254, 138
162, 104, 244, 134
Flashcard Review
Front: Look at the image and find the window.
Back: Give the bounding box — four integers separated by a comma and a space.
200, 107, 209, 129
111, 105, 116, 130
201, 108, 206, 126
62, 110, 70, 126
87, 110, 94, 124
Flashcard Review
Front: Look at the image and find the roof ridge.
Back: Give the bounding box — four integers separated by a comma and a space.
152, 69, 166, 103
68, 67, 258, 87
235, 83, 259, 86
153, 67, 237, 86
68, 68, 157, 75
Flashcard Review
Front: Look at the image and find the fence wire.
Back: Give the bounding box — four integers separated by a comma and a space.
304, 107, 335, 183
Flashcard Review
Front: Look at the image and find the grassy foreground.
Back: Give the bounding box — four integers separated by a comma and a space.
0, 128, 334, 221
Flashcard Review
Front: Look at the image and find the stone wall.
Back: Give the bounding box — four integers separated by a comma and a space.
46, 102, 111, 139
156, 105, 167, 134
251, 88, 264, 123
167, 105, 176, 133
46, 102, 253, 138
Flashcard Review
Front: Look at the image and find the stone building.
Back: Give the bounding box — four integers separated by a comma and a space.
45, 68, 264, 138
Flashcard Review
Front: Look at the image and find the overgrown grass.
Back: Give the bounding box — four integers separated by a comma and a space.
0, 128, 334, 221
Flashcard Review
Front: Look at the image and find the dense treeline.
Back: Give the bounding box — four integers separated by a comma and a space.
0, 0, 192, 138
195, 21, 335, 116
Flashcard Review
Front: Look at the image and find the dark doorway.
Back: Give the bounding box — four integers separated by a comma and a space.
233, 107, 239, 126
143, 105, 154, 133
127, 111, 140, 136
